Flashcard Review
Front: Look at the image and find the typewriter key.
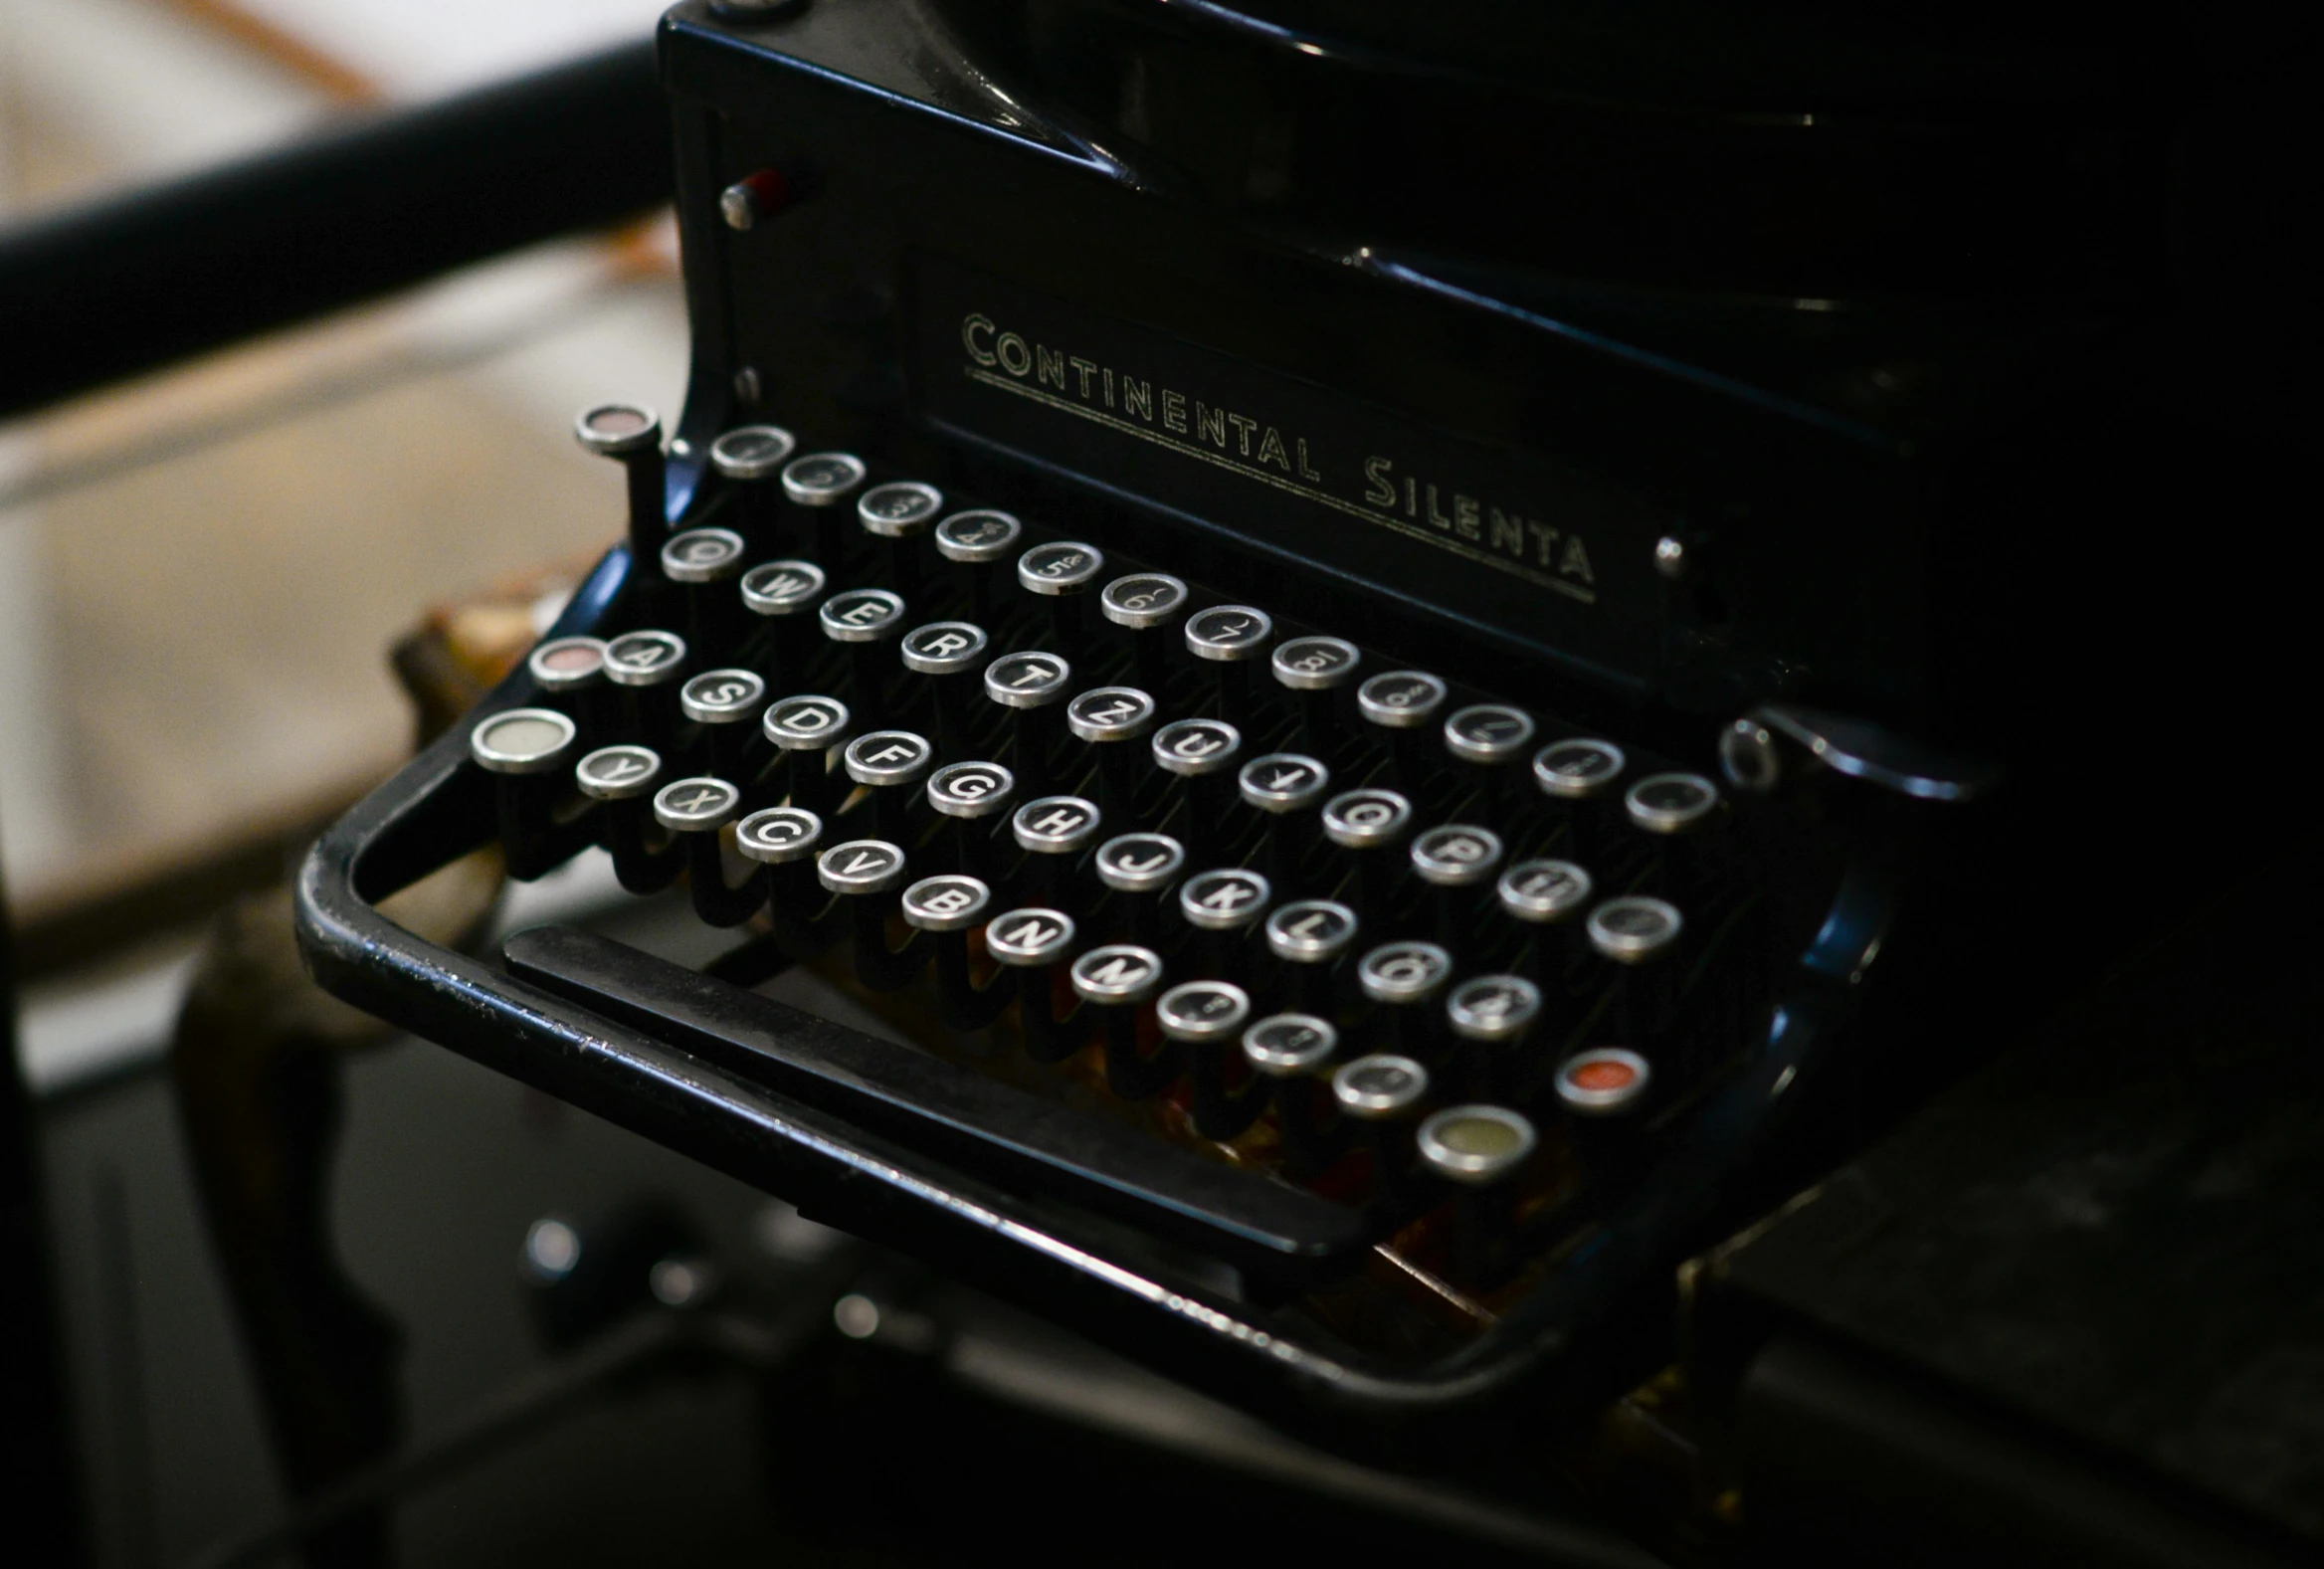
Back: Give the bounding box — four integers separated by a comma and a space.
857, 481, 943, 599
898, 621, 990, 755
1358, 672, 1450, 802
904, 875, 1002, 1031
678, 668, 766, 778
819, 587, 908, 727
1357, 940, 1455, 1062
1244, 1013, 1341, 1178
1416, 1104, 1538, 1284
1625, 772, 1721, 836
1179, 868, 1271, 987
1239, 753, 1332, 894
1184, 605, 1273, 730
736, 805, 822, 865
1556, 1047, 1651, 1116
527, 637, 617, 746
660, 526, 749, 652
1332, 1054, 1433, 1215
656, 777, 764, 926
1271, 635, 1360, 755
901, 874, 991, 929
1322, 787, 1415, 917
474, 708, 580, 881
819, 838, 918, 991
708, 424, 797, 546
1100, 573, 1189, 691
738, 558, 825, 686
1587, 895, 1684, 1038
925, 760, 1016, 883
1411, 824, 1504, 887
1093, 832, 1186, 945
738, 806, 828, 949
1412, 823, 1506, 957
781, 451, 868, 567
762, 693, 853, 819
1444, 704, 1537, 817
1159, 981, 1259, 1135
933, 509, 1023, 623
1555, 1048, 1653, 1204
845, 730, 936, 846
1018, 541, 1105, 660
1069, 944, 1168, 1095
1587, 896, 1683, 964
1066, 686, 1158, 827
1264, 899, 1359, 1015
1012, 795, 1102, 910
1151, 717, 1242, 864
577, 743, 677, 892
574, 402, 665, 568
1446, 975, 1542, 1099
528, 636, 614, 740
986, 907, 1080, 1063
1497, 858, 1595, 983
1533, 738, 1627, 801
602, 629, 688, 750
983, 650, 1073, 797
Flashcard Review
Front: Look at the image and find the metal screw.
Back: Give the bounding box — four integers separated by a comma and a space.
732, 366, 762, 404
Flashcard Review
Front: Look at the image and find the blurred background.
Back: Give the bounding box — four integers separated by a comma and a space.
3, 0, 679, 1092
0, 5, 799, 1564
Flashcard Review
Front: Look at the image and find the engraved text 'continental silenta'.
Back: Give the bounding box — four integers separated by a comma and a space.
959, 313, 1596, 605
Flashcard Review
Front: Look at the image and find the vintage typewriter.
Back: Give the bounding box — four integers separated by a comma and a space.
296, 0, 2217, 1463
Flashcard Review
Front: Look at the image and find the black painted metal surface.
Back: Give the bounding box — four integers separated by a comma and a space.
1698, 846, 2324, 1563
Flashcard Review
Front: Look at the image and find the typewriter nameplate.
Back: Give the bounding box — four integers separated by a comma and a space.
913, 256, 1665, 677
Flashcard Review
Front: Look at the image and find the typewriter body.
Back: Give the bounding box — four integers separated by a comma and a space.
297, 0, 2214, 1467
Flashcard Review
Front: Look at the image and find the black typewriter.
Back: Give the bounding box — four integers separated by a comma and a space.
296, 0, 2227, 1459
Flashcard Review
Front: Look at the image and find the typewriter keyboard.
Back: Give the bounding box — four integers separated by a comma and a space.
463, 401, 1828, 1355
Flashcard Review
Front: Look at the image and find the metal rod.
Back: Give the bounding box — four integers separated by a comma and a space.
0, 39, 670, 421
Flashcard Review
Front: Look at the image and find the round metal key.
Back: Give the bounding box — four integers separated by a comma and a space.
1332, 1055, 1430, 1119
857, 481, 943, 538
900, 874, 992, 932
899, 621, 989, 676
603, 630, 687, 687
933, 510, 1022, 563
1533, 737, 1627, 800
762, 694, 852, 750
983, 651, 1072, 708
1184, 605, 1272, 662
1357, 941, 1454, 1004
1093, 833, 1186, 892
780, 452, 867, 506
740, 559, 826, 618
1356, 671, 1447, 729
817, 838, 909, 894
661, 526, 747, 584
1099, 573, 1189, 629
735, 806, 822, 865
1270, 636, 1361, 691
985, 907, 1076, 967
575, 743, 662, 801
1151, 717, 1241, 777
925, 760, 1015, 819
472, 708, 576, 776
1017, 541, 1105, 596
708, 424, 796, 480
679, 669, 765, 725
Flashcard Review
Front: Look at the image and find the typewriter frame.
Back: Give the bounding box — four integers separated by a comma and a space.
296, 2, 1974, 1455
297, 539, 1907, 1454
